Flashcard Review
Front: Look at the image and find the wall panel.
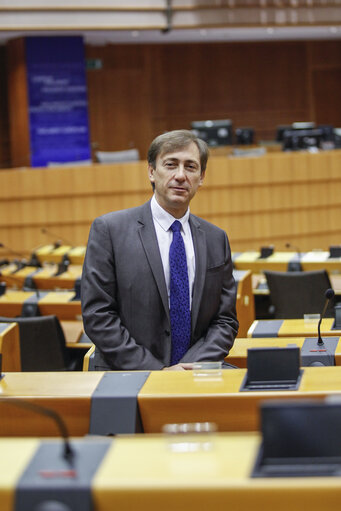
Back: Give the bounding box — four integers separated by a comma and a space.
1, 151, 340, 257
1, 39, 341, 168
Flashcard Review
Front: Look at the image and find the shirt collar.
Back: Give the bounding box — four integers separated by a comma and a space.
151, 195, 190, 232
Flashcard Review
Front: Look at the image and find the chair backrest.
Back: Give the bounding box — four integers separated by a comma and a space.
0, 315, 69, 371
264, 270, 334, 319
83, 345, 95, 371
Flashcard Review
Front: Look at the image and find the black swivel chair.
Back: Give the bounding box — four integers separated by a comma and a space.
264, 270, 334, 319
0, 315, 74, 371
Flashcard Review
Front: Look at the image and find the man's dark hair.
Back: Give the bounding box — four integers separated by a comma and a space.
147, 129, 209, 173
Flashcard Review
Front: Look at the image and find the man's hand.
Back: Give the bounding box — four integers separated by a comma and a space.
162, 363, 194, 371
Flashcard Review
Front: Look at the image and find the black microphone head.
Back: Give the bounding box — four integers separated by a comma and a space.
325, 288, 335, 299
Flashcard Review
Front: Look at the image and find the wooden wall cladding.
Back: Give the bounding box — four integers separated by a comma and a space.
86, 41, 314, 158
1, 39, 341, 168
6, 38, 31, 168
0, 46, 10, 169
0, 150, 340, 256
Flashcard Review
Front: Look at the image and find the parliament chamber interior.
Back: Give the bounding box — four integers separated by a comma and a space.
0, 1, 341, 510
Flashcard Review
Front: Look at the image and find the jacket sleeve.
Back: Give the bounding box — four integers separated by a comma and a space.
81, 216, 165, 370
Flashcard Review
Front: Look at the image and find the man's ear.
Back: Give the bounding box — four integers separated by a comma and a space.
199, 170, 206, 186
148, 164, 155, 183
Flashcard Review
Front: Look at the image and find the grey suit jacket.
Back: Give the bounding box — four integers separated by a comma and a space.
81, 200, 238, 370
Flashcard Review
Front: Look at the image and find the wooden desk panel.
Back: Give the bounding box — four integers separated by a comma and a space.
137, 367, 341, 433
2, 367, 341, 438
93, 433, 341, 511
235, 270, 255, 338
0, 290, 35, 317
0, 322, 21, 371
0, 439, 39, 511
0, 372, 102, 437
248, 318, 340, 338
234, 251, 341, 274
1, 434, 341, 511
0, 290, 81, 320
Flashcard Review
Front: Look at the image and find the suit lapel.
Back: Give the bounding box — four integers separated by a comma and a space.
190, 215, 207, 334
137, 202, 170, 321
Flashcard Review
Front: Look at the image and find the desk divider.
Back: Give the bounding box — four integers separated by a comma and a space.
15, 439, 111, 511
89, 372, 150, 435
252, 320, 283, 337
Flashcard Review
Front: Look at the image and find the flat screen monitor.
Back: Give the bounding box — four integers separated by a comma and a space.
334, 128, 341, 148
282, 128, 324, 151
276, 122, 316, 142
235, 127, 254, 145
191, 119, 233, 146
261, 401, 341, 459
276, 125, 293, 142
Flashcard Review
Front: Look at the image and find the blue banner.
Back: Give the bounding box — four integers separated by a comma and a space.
25, 36, 91, 167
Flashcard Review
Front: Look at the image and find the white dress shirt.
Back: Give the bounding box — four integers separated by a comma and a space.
150, 195, 195, 308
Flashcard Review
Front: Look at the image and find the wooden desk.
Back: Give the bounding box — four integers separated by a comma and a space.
35, 244, 86, 265
233, 251, 341, 274
229, 336, 341, 368
2, 433, 341, 511
0, 290, 81, 320
2, 368, 341, 437
0, 264, 82, 291
137, 366, 341, 432
234, 270, 255, 337
248, 318, 341, 338
0, 323, 20, 371
92, 433, 341, 511
0, 372, 103, 437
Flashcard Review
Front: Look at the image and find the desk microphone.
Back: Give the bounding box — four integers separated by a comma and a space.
41, 228, 73, 247
0, 242, 28, 269
285, 242, 303, 271
0, 270, 40, 298
285, 242, 301, 258
317, 288, 335, 346
0, 397, 74, 464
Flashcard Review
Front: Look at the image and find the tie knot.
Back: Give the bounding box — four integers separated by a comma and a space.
170, 220, 182, 233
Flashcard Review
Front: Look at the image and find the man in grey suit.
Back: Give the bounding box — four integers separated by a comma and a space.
81, 130, 238, 370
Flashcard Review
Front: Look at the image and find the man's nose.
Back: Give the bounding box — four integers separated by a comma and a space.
174, 164, 186, 180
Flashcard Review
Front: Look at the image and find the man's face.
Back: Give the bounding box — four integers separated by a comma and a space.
148, 142, 205, 218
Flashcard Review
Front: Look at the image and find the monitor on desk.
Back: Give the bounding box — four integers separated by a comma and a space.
191, 119, 233, 146
282, 127, 324, 151
276, 122, 316, 143
252, 400, 341, 477
235, 127, 254, 145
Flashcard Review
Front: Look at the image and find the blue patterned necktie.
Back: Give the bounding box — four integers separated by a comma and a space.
169, 220, 191, 365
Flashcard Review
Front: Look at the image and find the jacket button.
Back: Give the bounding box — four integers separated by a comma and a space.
165, 329, 170, 336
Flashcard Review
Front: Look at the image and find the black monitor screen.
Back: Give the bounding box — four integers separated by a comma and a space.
282, 128, 324, 151
235, 127, 254, 145
247, 347, 300, 383
191, 119, 233, 146
261, 401, 341, 459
